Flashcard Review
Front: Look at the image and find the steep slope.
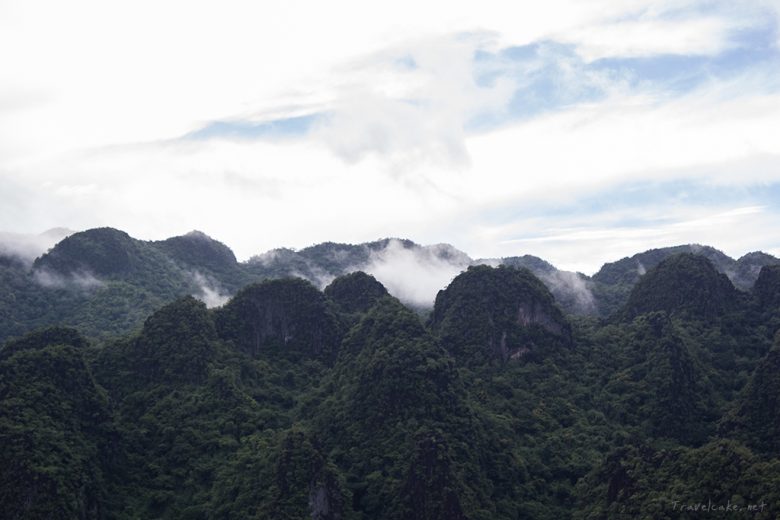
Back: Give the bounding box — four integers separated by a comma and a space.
594, 244, 736, 287
576, 440, 780, 518
602, 312, 716, 445
621, 253, 739, 322
3, 248, 780, 518
214, 278, 342, 362
754, 264, 780, 309
2, 226, 776, 348
0, 328, 117, 518
89, 294, 306, 518
324, 271, 389, 315
153, 230, 246, 290
34, 228, 169, 280
721, 342, 780, 457
735, 251, 780, 290
315, 297, 497, 519
430, 265, 571, 365
101, 296, 218, 391
591, 245, 778, 316
500, 255, 596, 315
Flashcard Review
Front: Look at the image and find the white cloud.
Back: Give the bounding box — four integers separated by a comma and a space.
492, 205, 780, 274
314, 34, 516, 169
0, 228, 73, 263
191, 272, 230, 308
0, 0, 755, 163
33, 268, 104, 290
561, 17, 736, 62
362, 239, 470, 307
1, 0, 778, 275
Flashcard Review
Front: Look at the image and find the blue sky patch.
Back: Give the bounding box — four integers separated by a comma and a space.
184, 114, 321, 141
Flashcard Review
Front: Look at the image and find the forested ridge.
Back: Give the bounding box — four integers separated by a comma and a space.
2, 228, 779, 343
2, 231, 780, 518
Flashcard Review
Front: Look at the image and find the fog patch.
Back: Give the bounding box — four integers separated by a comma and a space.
0, 228, 73, 265
191, 272, 230, 308
637, 261, 647, 276
361, 239, 469, 307
33, 268, 103, 290
539, 270, 596, 315
248, 247, 298, 266
474, 257, 502, 268
290, 266, 335, 291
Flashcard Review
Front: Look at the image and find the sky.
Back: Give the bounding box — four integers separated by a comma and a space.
1, 0, 779, 274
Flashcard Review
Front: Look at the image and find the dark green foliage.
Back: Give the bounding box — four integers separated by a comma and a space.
621, 253, 738, 322
602, 312, 716, 445
244, 238, 412, 284
501, 254, 556, 274
754, 264, 780, 309
590, 245, 777, 316
4, 235, 780, 519
268, 428, 351, 520
396, 431, 467, 520
0, 325, 88, 358
33, 228, 140, 276
214, 278, 342, 362
501, 256, 597, 316
594, 244, 734, 287
332, 298, 464, 427
0, 328, 116, 519
155, 231, 237, 273
735, 251, 780, 290
1, 228, 207, 343
721, 341, 780, 457
125, 296, 217, 386
314, 297, 497, 519
430, 265, 571, 365
4, 226, 778, 342
575, 440, 780, 519
324, 271, 388, 315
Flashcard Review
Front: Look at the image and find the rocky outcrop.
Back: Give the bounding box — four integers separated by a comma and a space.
214, 278, 341, 362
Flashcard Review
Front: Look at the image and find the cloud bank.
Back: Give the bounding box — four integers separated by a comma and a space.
361, 240, 472, 308
2, 1, 779, 274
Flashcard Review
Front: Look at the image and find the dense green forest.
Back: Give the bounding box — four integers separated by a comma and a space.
2, 228, 778, 343
2, 230, 780, 518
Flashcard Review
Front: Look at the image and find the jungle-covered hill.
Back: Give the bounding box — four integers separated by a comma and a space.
1, 227, 778, 343
2, 250, 780, 519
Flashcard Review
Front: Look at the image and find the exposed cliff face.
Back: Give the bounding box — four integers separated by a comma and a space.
271, 430, 348, 520
515, 299, 566, 336
429, 265, 571, 365
214, 278, 341, 362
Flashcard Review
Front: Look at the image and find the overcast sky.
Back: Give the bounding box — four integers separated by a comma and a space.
1, 0, 779, 273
